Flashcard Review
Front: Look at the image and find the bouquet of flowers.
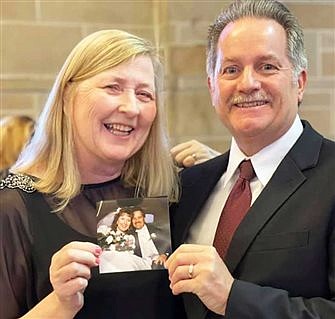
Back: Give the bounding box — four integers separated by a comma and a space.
98, 225, 136, 252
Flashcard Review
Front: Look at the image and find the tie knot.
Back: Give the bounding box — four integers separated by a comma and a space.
239, 160, 255, 181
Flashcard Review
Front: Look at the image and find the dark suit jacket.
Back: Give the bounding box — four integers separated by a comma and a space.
132, 224, 171, 258
170, 120, 335, 319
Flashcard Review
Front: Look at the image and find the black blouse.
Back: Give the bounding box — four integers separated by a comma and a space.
0, 174, 184, 319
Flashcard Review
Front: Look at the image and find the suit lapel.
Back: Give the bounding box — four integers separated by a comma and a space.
225, 120, 323, 273
225, 155, 306, 272
133, 231, 142, 257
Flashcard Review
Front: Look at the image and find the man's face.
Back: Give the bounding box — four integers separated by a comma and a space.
132, 211, 145, 229
208, 18, 306, 155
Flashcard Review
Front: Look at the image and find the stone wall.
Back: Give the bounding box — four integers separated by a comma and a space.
1, 0, 334, 153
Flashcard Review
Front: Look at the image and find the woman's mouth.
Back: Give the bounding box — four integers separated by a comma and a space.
104, 123, 134, 136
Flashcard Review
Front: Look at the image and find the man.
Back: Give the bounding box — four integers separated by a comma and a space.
166, 1, 335, 318
131, 208, 169, 268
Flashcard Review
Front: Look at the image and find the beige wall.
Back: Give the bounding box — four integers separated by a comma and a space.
1, 0, 334, 153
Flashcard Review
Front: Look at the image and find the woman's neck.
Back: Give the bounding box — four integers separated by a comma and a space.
80, 168, 122, 185
77, 157, 124, 184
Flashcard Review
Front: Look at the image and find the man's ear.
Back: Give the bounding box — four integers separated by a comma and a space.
297, 69, 307, 105
207, 76, 216, 107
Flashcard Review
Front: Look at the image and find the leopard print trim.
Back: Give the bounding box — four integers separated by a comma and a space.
0, 173, 36, 193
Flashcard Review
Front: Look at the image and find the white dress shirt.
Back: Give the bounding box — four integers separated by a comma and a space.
187, 115, 303, 245
136, 224, 159, 262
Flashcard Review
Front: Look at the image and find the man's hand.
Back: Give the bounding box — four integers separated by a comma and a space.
153, 253, 168, 265
165, 244, 234, 315
171, 140, 220, 168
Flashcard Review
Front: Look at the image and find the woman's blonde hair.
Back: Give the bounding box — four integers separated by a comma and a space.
13, 30, 179, 210
0, 115, 35, 170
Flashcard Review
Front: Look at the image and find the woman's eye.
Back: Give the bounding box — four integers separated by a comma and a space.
105, 84, 121, 92
137, 91, 154, 102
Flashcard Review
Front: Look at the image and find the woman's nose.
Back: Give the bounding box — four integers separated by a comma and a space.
237, 67, 261, 93
118, 91, 140, 116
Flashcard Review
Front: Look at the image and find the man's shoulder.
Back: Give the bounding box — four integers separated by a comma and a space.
322, 136, 335, 150
295, 120, 335, 164
146, 223, 158, 234
319, 137, 335, 169
179, 152, 229, 183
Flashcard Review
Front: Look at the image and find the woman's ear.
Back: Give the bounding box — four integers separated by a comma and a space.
63, 83, 75, 116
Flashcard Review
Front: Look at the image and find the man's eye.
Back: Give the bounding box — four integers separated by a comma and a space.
220, 66, 240, 79
223, 66, 239, 74
259, 64, 279, 72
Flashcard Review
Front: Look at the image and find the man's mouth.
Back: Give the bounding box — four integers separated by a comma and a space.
104, 123, 134, 136
234, 100, 269, 108
230, 93, 271, 109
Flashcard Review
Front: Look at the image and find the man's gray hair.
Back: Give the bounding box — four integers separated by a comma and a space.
207, 0, 308, 80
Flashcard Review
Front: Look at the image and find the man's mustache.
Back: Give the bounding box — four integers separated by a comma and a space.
229, 92, 272, 105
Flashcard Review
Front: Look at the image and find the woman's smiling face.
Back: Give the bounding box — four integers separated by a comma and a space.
116, 213, 132, 232
71, 55, 157, 174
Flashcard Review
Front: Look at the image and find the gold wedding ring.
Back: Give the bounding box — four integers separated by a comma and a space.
188, 263, 194, 279
191, 153, 197, 160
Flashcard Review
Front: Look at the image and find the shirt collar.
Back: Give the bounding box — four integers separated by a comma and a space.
224, 139, 247, 187
135, 224, 148, 233
224, 115, 303, 187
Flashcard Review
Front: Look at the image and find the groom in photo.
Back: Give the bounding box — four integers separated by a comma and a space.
131, 207, 169, 269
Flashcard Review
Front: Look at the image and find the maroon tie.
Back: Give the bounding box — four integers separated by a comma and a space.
213, 160, 255, 260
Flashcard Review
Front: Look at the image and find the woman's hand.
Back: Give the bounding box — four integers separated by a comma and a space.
165, 244, 234, 315
170, 140, 220, 168
49, 241, 101, 315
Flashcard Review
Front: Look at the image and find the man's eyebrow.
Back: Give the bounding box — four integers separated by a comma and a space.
221, 54, 282, 62
256, 54, 282, 62
220, 57, 238, 64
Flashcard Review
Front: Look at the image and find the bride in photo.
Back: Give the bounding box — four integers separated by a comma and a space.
98, 208, 152, 273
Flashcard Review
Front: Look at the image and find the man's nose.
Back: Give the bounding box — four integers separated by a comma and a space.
118, 91, 140, 116
237, 67, 261, 93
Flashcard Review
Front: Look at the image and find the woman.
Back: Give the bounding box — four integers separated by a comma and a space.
0, 115, 35, 177
99, 208, 152, 273
110, 208, 134, 234
0, 30, 183, 319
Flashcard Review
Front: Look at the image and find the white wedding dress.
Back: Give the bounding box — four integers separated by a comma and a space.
99, 244, 152, 273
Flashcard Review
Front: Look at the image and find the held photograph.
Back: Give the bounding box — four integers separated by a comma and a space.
96, 197, 171, 273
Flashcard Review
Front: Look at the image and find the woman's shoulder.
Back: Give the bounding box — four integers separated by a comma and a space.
0, 173, 36, 219
0, 174, 33, 237
0, 172, 36, 193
